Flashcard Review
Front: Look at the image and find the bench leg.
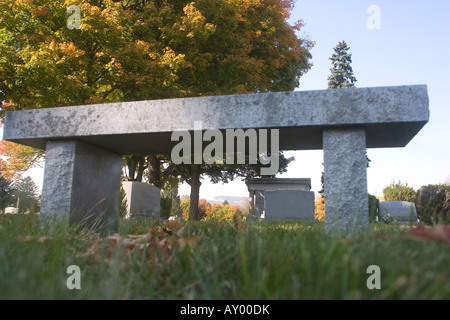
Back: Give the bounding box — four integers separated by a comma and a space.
323, 128, 369, 236
40, 140, 122, 233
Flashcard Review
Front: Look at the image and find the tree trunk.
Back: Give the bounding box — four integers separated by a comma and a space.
136, 157, 146, 182
126, 156, 146, 181
126, 157, 137, 181
189, 164, 201, 221
147, 155, 161, 187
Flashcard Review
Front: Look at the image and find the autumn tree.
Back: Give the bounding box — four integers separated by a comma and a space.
0, 139, 44, 180
0, 0, 313, 219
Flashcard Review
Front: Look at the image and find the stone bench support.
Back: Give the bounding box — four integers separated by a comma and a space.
323, 128, 369, 235
40, 140, 122, 233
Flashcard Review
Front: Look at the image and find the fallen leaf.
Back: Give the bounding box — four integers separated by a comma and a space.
410, 225, 450, 245
83, 239, 101, 265
177, 235, 198, 250
20, 235, 54, 244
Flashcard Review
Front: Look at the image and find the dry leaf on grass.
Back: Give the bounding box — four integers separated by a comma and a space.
77, 226, 201, 268
19, 235, 54, 244
83, 240, 101, 265
410, 225, 450, 245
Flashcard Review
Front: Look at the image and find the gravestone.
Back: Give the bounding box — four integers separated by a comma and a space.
246, 178, 312, 219
379, 201, 418, 224
3, 85, 429, 235
122, 181, 161, 219
264, 189, 315, 221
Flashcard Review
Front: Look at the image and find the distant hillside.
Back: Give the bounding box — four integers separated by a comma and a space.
208, 196, 248, 206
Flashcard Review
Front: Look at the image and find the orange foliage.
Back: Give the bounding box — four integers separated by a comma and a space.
0, 140, 43, 180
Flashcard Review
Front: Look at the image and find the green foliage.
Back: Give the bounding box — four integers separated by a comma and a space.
119, 183, 128, 219
160, 194, 173, 220
415, 184, 450, 225
368, 194, 380, 223
383, 181, 416, 203
11, 176, 40, 214
0, 173, 14, 213
160, 187, 183, 219
327, 40, 357, 89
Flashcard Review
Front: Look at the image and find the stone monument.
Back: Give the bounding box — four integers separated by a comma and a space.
246, 178, 313, 220
122, 181, 161, 219
379, 201, 419, 224
3, 85, 429, 235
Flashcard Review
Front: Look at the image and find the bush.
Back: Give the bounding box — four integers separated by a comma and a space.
368, 194, 379, 223
119, 184, 128, 219
180, 198, 244, 221
160, 194, 172, 219
383, 181, 416, 202
415, 184, 450, 225
314, 194, 325, 222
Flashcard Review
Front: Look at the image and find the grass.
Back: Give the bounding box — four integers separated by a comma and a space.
0, 214, 449, 299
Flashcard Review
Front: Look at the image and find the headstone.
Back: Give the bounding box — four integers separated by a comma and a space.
264, 190, 315, 221
379, 201, 418, 224
122, 181, 161, 219
246, 178, 311, 219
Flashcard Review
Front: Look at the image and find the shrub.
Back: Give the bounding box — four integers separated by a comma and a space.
314, 193, 380, 223
160, 194, 172, 219
314, 194, 325, 222
368, 194, 379, 223
383, 181, 416, 202
415, 184, 450, 225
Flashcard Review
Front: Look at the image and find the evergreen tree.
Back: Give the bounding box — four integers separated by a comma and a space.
0, 173, 15, 213
327, 41, 357, 89
12, 176, 40, 214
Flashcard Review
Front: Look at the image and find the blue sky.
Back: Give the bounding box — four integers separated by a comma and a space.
5, 0, 450, 200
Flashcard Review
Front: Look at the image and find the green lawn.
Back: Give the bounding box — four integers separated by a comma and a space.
0, 214, 448, 299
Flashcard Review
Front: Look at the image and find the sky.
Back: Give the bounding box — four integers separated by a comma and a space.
2, 0, 450, 201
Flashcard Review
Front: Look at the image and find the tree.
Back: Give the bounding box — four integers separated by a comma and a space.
12, 176, 40, 214
327, 40, 357, 89
0, 172, 14, 213
415, 184, 450, 225
0, 0, 313, 220
0, 140, 44, 180
383, 181, 416, 203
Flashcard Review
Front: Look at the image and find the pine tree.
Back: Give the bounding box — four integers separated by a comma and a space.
0, 173, 14, 213
12, 176, 40, 214
327, 41, 357, 89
